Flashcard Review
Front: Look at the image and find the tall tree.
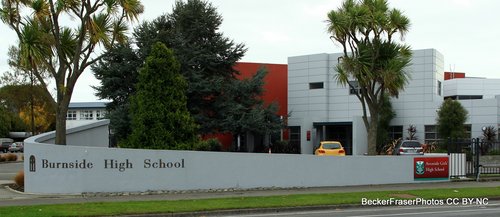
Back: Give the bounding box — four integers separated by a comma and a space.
436, 98, 468, 140
124, 42, 198, 150
0, 106, 13, 137
134, 0, 246, 134
94, 0, 282, 145
0, 0, 144, 144
327, 0, 412, 155
222, 68, 282, 150
0, 102, 28, 136
0, 84, 56, 133
92, 43, 141, 144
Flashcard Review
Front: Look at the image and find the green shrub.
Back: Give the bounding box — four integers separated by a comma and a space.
194, 138, 221, 151
488, 150, 500, 155
271, 140, 299, 154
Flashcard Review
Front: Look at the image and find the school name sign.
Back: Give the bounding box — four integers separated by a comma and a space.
30, 156, 185, 172
414, 157, 449, 180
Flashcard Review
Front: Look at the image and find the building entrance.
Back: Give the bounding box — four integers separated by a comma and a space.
313, 122, 353, 155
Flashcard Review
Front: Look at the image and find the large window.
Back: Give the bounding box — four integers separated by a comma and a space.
388, 126, 403, 141
425, 125, 439, 144
80, 110, 94, 120
66, 110, 77, 120
425, 124, 471, 144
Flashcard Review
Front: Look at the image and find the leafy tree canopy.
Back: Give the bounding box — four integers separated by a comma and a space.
0, 0, 144, 144
94, 0, 282, 146
437, 99, 468, 139
123, 42, 198, 150
0, 84, 55, 133
134, 0, 246, 134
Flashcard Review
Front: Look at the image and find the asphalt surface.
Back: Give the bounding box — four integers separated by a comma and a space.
220, 202, 500, 217
2, 159, 500, 216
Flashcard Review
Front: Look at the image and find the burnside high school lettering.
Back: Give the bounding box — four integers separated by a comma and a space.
40, 158, 185, 172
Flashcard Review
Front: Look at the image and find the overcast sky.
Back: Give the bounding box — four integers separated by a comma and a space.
1, 0, 499, 102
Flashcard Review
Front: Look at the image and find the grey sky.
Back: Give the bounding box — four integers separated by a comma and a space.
0, 0, 498, 102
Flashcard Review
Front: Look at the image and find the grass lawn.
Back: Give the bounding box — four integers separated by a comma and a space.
1, 186, 500, 217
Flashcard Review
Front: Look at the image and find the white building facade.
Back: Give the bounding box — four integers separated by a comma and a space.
288, 49, 500, 155
444, 78, 500, 140
66, 102, 107, 128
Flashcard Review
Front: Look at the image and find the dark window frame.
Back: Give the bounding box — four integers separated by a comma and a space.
309, 82, 324, 89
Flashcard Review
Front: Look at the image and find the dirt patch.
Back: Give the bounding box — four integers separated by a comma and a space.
389, 193, 417, 199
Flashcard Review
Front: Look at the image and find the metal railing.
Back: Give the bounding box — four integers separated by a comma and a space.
447, 138, 500, 178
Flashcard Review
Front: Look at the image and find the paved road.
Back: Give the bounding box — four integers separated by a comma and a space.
0, 161, 22, 180
221, 203, 500, 217
1, 177, 500, 207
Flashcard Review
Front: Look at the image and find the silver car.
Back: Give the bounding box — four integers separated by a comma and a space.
393, 140, 423, 155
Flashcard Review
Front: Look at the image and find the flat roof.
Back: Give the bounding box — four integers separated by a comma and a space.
68, 102, 107, 109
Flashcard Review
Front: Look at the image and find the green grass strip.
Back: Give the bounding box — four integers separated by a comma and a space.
1, 186, 499, 217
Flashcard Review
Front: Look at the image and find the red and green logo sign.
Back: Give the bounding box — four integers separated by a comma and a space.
414, 157, 449, 180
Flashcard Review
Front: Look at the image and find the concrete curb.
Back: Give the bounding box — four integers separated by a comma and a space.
1, 184, 82, 197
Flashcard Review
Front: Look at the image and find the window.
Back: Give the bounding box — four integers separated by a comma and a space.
464, 124, 471, 139
348, 81, 360, 95
66, 110, 77, 120
96, 110, 106, 120
424, 125, 439, 144
425, 124, 471, 143
444, 95, 483, 100
80, 110, 93, 120
388, 126, 403, 141
437, 80, 442, 96
289, 126, 301, 153
309, 82, 324, 89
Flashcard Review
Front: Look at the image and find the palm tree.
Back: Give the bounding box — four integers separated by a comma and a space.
327, 0, 412, 155
1, 0, 144, 144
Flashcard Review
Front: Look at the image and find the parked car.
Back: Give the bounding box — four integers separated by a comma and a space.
393, 140, 424, 155
9, 142, 23, 153
315, 141, 346, 156
0, 138, 14, 153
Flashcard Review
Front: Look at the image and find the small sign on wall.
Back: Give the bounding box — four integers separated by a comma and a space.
414, 157, 449, 180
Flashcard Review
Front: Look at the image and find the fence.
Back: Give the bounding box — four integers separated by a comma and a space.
447, 138, 500, 179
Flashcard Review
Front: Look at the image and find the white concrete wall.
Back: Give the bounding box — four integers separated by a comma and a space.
23, 120, 448, 194
33, 120, 110, 147
458, 98, 500, 138
444, 78, 500, 99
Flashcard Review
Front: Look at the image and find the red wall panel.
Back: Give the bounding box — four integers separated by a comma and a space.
234, 62, 288, 117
